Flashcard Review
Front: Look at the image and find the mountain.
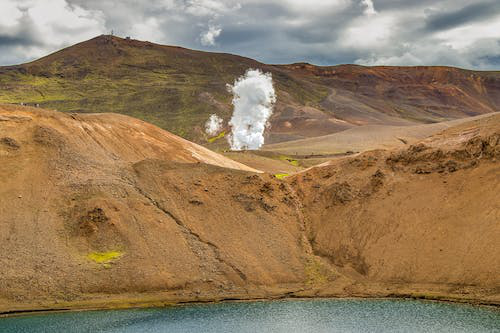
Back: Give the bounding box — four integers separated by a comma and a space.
0, 104, 499, 313
0, 35, 498, 144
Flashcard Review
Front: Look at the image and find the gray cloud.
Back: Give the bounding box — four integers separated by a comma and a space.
0, 34, 32, 47
425, 1, 500, 31
0, 0, 499, 70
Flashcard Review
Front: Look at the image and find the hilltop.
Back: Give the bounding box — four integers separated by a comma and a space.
0, 35, 498, 144
0, 105, 499, 313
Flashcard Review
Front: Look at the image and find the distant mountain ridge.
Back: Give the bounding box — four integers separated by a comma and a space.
0, 35, 498, 144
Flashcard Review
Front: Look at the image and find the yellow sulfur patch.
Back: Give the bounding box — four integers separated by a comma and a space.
207, 131, 226, 143
278, 155, 299, 167
87, 251, 123, 264
274, 173, 290, 180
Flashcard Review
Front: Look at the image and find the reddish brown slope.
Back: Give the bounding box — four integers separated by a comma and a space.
0, 36, 498, 144
278, 64, 499, 124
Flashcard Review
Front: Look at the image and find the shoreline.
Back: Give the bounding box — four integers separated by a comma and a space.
2, 293, 499, 319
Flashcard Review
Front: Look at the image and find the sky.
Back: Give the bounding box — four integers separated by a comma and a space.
0, 0, 499, 69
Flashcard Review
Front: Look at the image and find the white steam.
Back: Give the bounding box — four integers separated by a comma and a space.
205, 113, 223, 136
227, 69, 276, 150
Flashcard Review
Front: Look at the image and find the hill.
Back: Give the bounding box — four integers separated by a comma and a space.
0, 35, 498, 144
293, 113, 500, 302
263, 113, 496, 156
224, 114, 495, 173
0, 105, 499, 313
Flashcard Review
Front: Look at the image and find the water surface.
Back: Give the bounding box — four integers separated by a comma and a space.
1, 299, 499, 332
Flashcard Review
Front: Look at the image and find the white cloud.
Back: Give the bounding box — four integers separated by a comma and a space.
361, 0, 377, 15
200, 24, 222, 46
340, 14, 394, 50
355, 37, 500, 69
131, 17, 163, 41
184, 0, 241, 17
0, 0, 105, 64
434, 14, 500, 49
0, 1, 23, 27
278, 0, 350, 15
26, 0, 105, 44
1, 0, 499, 69
356, 51, 424, 67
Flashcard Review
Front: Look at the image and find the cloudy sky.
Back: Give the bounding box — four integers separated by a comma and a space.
1, 0, 499, 69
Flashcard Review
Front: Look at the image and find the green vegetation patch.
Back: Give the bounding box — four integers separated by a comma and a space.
278, 155, 300, 167
207, 131, 226, 143
274, 173, 290, 180
87, 250, 123, 266
305, 258, 330, 286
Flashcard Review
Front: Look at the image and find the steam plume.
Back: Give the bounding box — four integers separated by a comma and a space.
227, 69, 276, 150
205, 114, 223, 136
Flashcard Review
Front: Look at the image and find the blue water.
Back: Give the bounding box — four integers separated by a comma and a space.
1, 299, 499, 333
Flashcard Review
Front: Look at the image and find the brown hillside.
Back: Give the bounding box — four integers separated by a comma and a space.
0, 104, 256, 172
0, 36, 498, 144
263, 113, 496, 156
292, 114, 500, 299
0, 105, 499, 313
0, 104, 310, 313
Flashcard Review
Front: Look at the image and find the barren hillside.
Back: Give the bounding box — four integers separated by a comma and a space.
0, 105, 499, 314
263, 113, 496, 156
0, 104, 310, 313
292, 114, 500, 302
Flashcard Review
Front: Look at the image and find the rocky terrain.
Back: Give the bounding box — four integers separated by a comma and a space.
0, 35, 499, 144
0, 104, 498, 314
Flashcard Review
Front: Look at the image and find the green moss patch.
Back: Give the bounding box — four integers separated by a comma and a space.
305, 258, 330, 286
274, 173, 290, 180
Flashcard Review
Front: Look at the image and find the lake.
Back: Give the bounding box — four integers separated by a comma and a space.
1, 299, 499, 332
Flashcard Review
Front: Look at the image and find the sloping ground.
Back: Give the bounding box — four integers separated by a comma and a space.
221, 151, 302, 175
292, 113, 500, 302
0, 104, 257, 172
263, 113, 496, 156
0, 106, 499, 314
280, 64, 500, 123
0, 35, 498, 144
0, 105, 311, 313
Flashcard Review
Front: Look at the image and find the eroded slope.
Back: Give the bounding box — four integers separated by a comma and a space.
292, 114, 500, 302
0, 105, 313, 312
0, 106, 499, 313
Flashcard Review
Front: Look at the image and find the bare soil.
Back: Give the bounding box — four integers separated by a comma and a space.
0, 105, 498, 314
